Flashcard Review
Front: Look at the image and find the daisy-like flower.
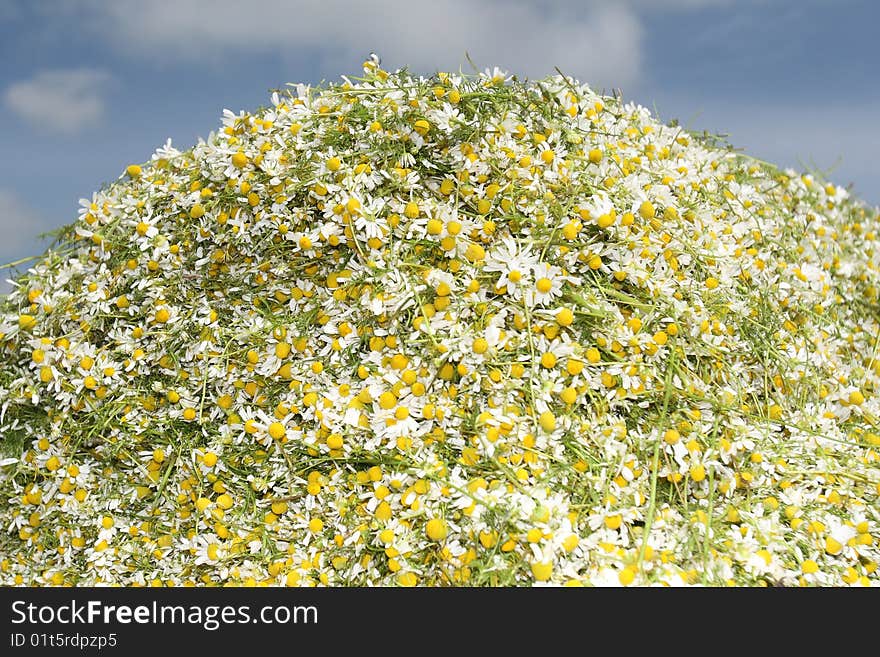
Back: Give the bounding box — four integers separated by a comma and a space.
481, 66, 512, 86
191, 534, 226, 566
485, 236, 539, 298
528, 262, 571, 307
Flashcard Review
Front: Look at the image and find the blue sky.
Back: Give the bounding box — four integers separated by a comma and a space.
1, 0, 878, 291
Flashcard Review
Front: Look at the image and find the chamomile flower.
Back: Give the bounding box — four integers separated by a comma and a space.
529, 262, 569, 306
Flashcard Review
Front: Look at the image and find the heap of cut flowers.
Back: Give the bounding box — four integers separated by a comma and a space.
1, 59, 878, 586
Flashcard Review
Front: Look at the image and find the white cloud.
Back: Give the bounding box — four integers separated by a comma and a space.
52, 1, 644, 90
4, 68, 112, 135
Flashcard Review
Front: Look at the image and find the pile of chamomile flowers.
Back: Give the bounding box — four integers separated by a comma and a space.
1, 57, 878, 587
